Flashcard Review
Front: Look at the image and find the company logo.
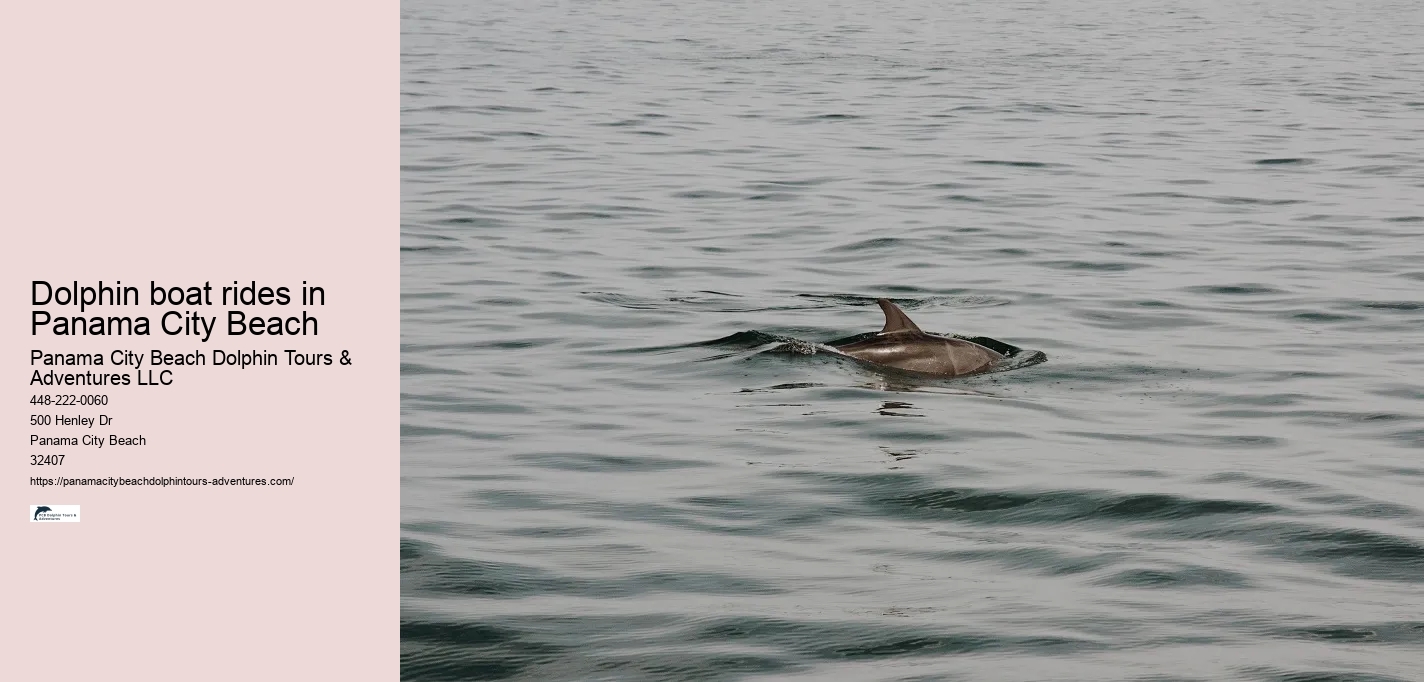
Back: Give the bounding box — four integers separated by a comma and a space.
30, 505, 80, 522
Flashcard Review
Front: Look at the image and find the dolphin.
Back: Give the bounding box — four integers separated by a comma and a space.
832, 299, 1004, 377
33, 506, 52, 520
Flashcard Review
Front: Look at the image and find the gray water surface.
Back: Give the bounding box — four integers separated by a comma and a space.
401, 1, 1424, 679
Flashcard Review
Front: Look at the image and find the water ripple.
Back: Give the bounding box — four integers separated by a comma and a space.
403, 0, 1424, 678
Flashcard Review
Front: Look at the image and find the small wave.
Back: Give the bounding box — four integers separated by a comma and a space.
1254, 157, 1314, 165
1184, 283, 1284, 296
826, 236, 915, 252
969, 159, 1063, 168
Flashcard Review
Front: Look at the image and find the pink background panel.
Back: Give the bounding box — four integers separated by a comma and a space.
1, 2, 397, 679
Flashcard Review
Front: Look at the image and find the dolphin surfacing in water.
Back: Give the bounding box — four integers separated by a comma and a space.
832, 299, 1004, 377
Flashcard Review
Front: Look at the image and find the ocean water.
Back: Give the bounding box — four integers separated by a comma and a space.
400, 1, 1424, 679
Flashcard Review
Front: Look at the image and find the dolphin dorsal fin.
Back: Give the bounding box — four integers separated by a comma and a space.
876, 298, 922, 334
